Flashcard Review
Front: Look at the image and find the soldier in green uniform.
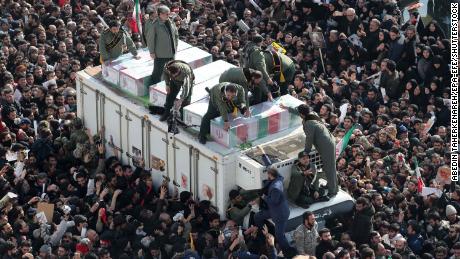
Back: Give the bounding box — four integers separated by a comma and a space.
145, 5, 179, 84
159, 60, 195, 121
69, 118, 89, 150
219, 67, 272, 106
287, 151, 329, 208
241, 35, 296, 97
262, 49, 296, 96
99, 20, 139, 63
227, 189, 259, 227
282, 104, 339, 197
199, 83, 248, 144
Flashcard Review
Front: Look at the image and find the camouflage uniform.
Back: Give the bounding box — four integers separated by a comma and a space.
99, 28, 138, 62
199, 83, 247, 142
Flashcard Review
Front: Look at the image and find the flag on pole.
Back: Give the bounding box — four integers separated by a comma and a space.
336, 124, 357, 158
189, 233, 195, 251
414, 157, 424, 193
132, 0, 142, 34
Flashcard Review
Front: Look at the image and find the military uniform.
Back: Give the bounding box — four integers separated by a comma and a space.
67, 118, 90, 152
303, 118, 338, 196
262, 51, 296, 96
219, 67, 268, 105
161, 60, 194, 119
199, 82, 247, 142
242, 41, 296, 97
145, 14, 179, 84
289, 107, 338, 196
287, 160, 320, 206
99, 28, 138, 62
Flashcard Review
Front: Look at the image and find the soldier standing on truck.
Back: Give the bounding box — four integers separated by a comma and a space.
99, 20, 140, 63
159, 60, 195, 121
145, 5, 179, 85
198, 83, 248, 144
281, 103, 339, 198
219, 67, 272, 106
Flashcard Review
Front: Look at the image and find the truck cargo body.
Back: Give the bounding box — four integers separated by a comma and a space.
77, 68, 354, 233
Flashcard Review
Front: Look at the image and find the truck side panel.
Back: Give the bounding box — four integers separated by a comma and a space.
195, 150, 219, 206
101, 94, 124, 160
173, 138, 192, 192
78, 81, 99, 135
147, 121, 169, 182
125, 110, 146, 167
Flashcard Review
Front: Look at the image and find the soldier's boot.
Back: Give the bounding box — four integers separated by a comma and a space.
159, 111, 170, 122
199, 135, 207, 144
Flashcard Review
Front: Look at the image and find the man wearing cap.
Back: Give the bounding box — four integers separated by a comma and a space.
99, 19, 139, 63
198, 83, 248, 144
287, 151, 325, 208
159, 60, 195, 121
145, 5, 179, 84
284, 104, 339, 197
219, 67, 272, 105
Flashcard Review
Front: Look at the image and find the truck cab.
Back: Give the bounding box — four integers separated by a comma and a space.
236, 131, 355, 234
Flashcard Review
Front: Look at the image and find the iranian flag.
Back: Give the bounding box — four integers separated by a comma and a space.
414, 157, 424, 193
131, 0, 142, 34
335, 124, 356, 158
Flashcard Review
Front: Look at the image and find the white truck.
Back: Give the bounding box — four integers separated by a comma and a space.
76, 66, 354, 233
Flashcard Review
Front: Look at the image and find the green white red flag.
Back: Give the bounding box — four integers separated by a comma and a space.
335, 124, 357, 158
132, 0, 142, 34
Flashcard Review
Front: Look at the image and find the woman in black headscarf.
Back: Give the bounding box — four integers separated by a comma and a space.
423, 20, 446, 40
416, 46, 433, 84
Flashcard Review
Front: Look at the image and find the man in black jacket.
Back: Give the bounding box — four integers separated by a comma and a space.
350, 197, 375, 245
336, 8, 360, 36
399, 25, 417, 71
315, 228, 337, 259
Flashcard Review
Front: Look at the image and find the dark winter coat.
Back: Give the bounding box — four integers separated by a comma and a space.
262, 175, 289, 222
350, 205, 375, 245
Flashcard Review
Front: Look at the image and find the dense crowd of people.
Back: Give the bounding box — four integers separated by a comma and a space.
0, 0, 456, 258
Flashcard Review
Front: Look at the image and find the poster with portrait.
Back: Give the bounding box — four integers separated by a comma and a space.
181, 174, 188, 189
150, 155, 165, 172
132, 146, 142, 168
201, 184, 213, 201
309, 32, 326, 49
436, 166, 451, 186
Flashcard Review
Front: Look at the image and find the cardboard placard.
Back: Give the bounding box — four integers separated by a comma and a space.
37, 202, 54, 223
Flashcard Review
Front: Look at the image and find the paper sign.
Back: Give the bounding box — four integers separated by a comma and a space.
37, 202, 55, 223
421, 187, 442, 197
181, 174, 188, 189
132, 146, 142, 167
150, 155, 165, 171
436, 166, 451, 186
202, 184, 213, 200
339, 103, 348, 124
